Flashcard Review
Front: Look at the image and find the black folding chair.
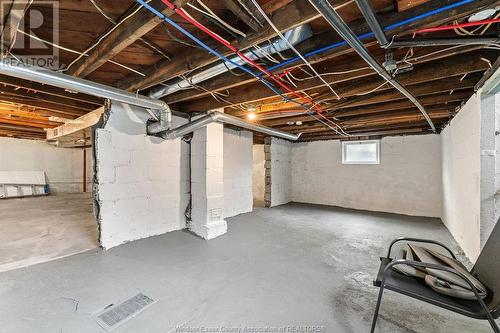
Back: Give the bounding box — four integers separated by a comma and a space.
371, 220, 500, 333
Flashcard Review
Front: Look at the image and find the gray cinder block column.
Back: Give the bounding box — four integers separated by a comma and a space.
189, 122, 227, 239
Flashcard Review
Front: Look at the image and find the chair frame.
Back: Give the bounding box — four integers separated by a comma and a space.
371, 237, 499, 333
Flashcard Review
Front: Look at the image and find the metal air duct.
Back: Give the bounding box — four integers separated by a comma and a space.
150, 111, 301, 141
148, 25, 313, 99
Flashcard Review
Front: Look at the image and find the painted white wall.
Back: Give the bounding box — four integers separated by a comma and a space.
270, 137, 293, 207
95, 102, 190, 249
0, 137, 91, 193
252, 144, 265, 205
223, 128, 253, 218
441, 93, 481, 261
291, 135, 442, 217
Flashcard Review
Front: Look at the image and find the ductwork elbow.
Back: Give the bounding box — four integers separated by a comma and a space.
147, 104, 172, 135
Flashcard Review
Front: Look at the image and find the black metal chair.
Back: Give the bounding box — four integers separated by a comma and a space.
371, 220, 500, 333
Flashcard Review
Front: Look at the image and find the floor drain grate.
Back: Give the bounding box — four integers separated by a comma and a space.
94, 293, 155, 331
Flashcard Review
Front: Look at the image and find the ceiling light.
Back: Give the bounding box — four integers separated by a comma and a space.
296, 121, 303, 126
247, 113, 256, 120
287, 121, 295, 125
247, 107, 257, 112
469, 8, 497, 22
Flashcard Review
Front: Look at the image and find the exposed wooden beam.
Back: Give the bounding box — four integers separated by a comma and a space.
66, 0, 189, 78
219, 0, 264, 31
0, 130, 46, 139
0, 103, 79, 119
0, 85, 97, 111
163, 0, 495, 104
298, 127, 429, 141
284, 104, 457, 132
230, 72, 480, 118
178, 52, 492, 111
0, 116, 60, 129
0, 75, 103, 106
1, 0, 31, 55
0, 95, 88, 116
119, 0, 352, 91
0, 109, 51, 121
261, 0, 294, 14
265, 91, 470, 127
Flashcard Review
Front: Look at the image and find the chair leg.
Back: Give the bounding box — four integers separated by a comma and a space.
485, 316, 499, 333
370, 286, 385, 333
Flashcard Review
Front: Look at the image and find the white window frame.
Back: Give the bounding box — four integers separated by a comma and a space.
342, 140, 380, 165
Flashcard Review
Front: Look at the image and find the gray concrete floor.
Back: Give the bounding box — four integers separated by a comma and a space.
0, 203, 496, 333
0, 193, 98, 272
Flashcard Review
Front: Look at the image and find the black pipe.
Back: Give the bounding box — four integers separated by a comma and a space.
307, 0, 436, 132
355, 0, 389, 46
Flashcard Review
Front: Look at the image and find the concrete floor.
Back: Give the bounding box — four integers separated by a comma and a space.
0, 203, 496, 332
0, 193, 98, 272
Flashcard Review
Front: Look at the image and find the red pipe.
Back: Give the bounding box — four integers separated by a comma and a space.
416, 18, 500, 33
159, 0, 323, 113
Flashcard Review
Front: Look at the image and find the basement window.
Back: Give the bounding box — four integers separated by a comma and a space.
342, 140, 380, 165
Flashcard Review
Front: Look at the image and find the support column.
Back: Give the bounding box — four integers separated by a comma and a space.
190, 122, 227, 239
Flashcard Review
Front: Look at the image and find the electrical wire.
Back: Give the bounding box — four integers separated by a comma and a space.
416, 18, 500, 33
190, 0, 247, 37
248, 0, 341, 100
161, 22, 203, 49
156, 0, 326, 115
176, 3, 348, 135
160, 3, 348, 134
266, 0, 477, 73
16, 29, 146, 76
89, 0, 171, 61
135, 0, 315, 114
187, 2, 240, 39
236, 0, 264, 28
66, 0, 153, 71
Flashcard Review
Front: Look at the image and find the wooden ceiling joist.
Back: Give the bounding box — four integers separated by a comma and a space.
219, 0, 265, 31
0, 0, 32, 55
1, 0, 497, 140
66, 0, 190, 78
166, 0, 496, 106
0, 75, 103, 106
178, 51, 493, 111
118, 0, 352, 91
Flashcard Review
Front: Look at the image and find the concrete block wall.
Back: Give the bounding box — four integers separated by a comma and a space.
265, 137, 293, 207
95, 102, 189, 249
291, 135, 442, 218
223, 128, 253, 218
252, 144, 265, 205
441, 93, 481, 261
0, 137, 91, 193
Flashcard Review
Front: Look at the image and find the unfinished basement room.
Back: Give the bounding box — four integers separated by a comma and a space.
1, 0, 500, 332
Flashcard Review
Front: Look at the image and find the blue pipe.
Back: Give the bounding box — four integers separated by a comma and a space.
267, 0, 476, 72
135, 0, 310, 109
138, 0, 475, 106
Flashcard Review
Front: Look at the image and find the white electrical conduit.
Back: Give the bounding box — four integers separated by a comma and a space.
248, 0, 341, 100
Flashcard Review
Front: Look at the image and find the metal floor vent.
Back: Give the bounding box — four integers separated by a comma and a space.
94, 293, 155, 331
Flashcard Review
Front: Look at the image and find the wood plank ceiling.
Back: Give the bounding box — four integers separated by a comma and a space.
0, 0, 498, 142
